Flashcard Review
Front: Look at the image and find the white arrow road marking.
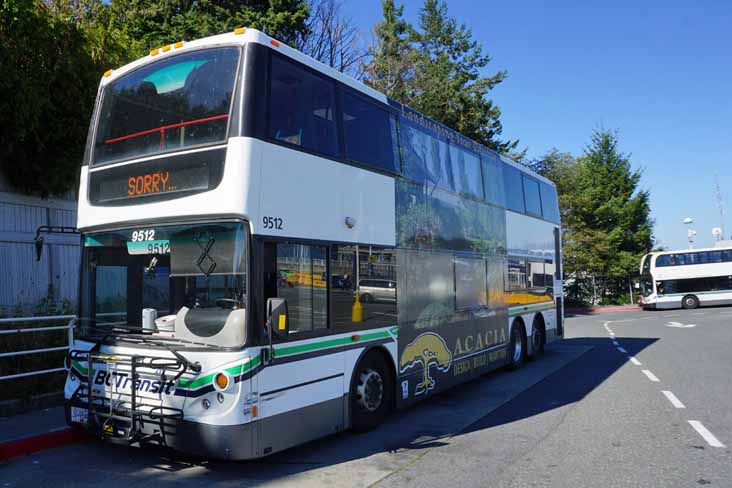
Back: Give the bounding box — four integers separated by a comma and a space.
665, 322, 696, 328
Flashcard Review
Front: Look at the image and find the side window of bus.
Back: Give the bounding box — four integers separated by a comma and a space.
341, 92, 398, 172
449, 144, 483, 199
503, 164, 525, 212
269, 56, 339, 158
482, 154, 505, 207
330, 245, 397, 328
264, 242, 328, 335
540, 182, 560, 223
522, 176, 542, 217
655, 255, 670, 267
399, 120, 453, 192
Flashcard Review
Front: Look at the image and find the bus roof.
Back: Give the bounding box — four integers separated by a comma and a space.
99, 28, 553, 188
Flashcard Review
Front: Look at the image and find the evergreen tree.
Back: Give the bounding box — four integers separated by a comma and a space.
565, 130, 653, 291
363, 0, 415, 102
364, 0, 516, 153
110, 0, 310, 57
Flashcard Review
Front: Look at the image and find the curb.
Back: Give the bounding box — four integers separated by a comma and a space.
566, 307, 642, 314
0, 428, 87, 462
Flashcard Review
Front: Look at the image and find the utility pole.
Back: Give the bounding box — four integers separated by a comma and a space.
715, 175, 726, 239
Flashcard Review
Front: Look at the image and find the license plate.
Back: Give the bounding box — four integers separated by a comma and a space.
71, 406, 88, 425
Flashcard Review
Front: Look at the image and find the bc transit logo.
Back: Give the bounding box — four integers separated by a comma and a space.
94, 370, 176, 395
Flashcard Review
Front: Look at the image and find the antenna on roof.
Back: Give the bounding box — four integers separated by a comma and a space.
715, 174, 725, 240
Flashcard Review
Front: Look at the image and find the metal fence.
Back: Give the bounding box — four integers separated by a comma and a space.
0, 315, 75, 381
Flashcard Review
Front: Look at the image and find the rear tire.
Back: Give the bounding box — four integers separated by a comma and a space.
527, 317, 545, 361
351, 351, 393, 432
681, 295, 699, 309
507, 322, 526, 370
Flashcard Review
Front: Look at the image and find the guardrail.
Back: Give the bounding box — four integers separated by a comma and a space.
0, 315, 75, 381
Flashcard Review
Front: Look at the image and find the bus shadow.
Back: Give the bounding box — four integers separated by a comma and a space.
101, 337, 658, 484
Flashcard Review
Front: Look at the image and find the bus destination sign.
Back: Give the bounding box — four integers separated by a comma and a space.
89, 148, 225, 206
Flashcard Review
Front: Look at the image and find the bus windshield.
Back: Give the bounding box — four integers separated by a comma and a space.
93, 47, 240, 165
79, 222, 247, 347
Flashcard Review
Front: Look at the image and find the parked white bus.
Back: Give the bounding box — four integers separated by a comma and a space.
640, 246, 732, 309
58, 28, 563, 459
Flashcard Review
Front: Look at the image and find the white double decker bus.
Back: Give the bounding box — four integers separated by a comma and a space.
640, 246, 732, 309
61, 28, 563, 459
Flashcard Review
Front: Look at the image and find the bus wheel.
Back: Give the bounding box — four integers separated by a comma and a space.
351, 351, 392, 431
682, 295, 699, 309
507, 321, 526, 370
527, 317, 545, 361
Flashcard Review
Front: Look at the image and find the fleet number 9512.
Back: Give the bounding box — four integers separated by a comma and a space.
262, 216, 283, 230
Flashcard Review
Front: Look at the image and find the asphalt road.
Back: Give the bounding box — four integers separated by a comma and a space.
2, 308, 731, 487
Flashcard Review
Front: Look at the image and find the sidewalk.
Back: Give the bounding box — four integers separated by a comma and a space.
0, 406, 86, 461
566, 305, 642, 314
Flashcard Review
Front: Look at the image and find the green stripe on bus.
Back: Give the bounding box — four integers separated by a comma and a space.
72, 360, 88, 376
177, 331, 390, 391
274, 330, 391, 358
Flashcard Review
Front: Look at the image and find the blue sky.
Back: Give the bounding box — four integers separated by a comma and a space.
343, 0, 732, 250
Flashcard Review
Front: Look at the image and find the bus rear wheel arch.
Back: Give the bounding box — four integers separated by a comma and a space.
350, 348, 394, 431
527, 314, 546, 360
507, 319, 527, 370
682, 294, 699, 309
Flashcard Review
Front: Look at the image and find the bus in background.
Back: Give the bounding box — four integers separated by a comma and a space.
640, 246, 732, 309
59, 28, 562, 460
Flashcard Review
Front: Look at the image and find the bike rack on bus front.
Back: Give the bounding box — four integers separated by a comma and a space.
69, 350, 189, 445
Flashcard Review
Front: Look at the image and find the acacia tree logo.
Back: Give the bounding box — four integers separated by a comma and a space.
399, 332, 453, 395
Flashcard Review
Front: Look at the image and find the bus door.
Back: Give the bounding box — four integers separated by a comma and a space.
256, 241, 345, 453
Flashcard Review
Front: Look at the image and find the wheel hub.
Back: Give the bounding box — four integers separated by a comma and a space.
513, 330, 523, 362
356, 368, 383, 412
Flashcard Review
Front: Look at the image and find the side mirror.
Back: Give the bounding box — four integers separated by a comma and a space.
34, 236, 44, 261
266, 297, 289, 340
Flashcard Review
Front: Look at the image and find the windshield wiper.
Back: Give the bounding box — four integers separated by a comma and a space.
194, 231, 217, 276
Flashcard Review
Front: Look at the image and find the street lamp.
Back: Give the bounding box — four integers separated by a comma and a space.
683, 217, 696, 249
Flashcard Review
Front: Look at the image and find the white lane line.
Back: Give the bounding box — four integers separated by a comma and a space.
612, 340, 619, 346
691, 312, 705, 316
688, 421, 726, 448
617, 347, 627, 353
663, 314, 680, 317
629, 356, 642, 366
662, 390, 685, 409
609, 332, 616, 337
642, 369, 659, 382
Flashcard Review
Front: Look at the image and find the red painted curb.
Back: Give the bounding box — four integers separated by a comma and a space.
0, 428, 88, 462
567, 307, 642, 313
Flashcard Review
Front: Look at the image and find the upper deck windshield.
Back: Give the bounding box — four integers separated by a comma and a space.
93, 47, 240, 165
79, 222, 248, 347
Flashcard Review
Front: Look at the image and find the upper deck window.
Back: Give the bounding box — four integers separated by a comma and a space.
503, 164, 525, 212
400, 120, 453, 191
450, 144, 483, 199
269, 55, 339, 158
540, 182, 560, 223
342, 92, 398, 172
94, 47, 240, 165
523, 176, 542, 217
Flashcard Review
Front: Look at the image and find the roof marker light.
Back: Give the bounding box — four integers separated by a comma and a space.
234, 27, 246, 35
270, 40, 280, 48
162, 44, 171, 52
103, 69, 113, 77
149, 48, 159, 56
174, 41, 184, 49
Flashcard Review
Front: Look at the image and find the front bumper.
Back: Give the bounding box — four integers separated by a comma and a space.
66, 404, 257, 460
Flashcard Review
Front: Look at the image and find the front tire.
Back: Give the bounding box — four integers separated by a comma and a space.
682, 295, 699, 309
351, 351, 393, 431
507, 322, 526, 370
